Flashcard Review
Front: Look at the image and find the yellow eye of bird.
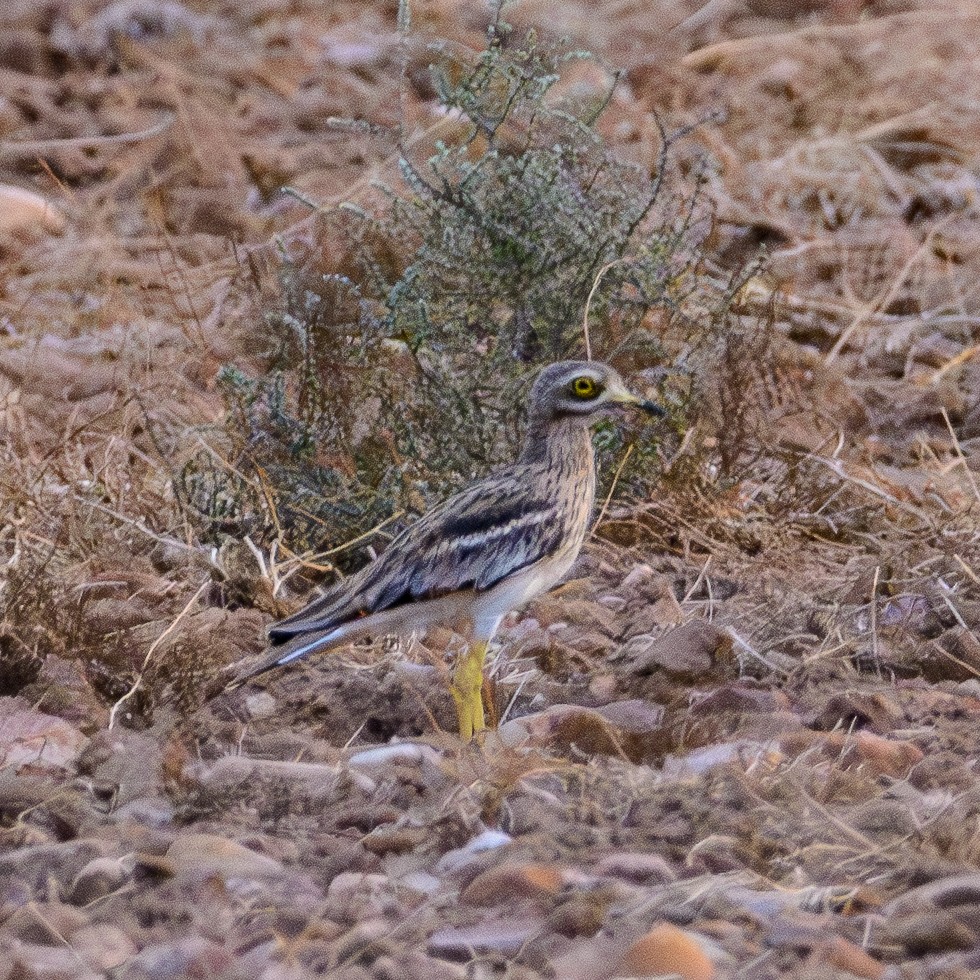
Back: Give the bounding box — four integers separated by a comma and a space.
571, 376, 597, 399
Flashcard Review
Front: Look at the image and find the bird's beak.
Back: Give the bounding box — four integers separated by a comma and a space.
607, 382, 666, 418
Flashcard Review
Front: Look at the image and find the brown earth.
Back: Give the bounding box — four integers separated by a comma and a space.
4, 1, 980, 978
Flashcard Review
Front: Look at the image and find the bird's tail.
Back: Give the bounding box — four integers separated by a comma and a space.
224, 623, 352, 692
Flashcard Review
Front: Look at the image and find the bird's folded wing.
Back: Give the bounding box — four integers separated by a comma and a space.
268, 470, 566, 640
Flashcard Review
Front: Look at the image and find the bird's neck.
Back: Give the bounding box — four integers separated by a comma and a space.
520, 414, 594, 471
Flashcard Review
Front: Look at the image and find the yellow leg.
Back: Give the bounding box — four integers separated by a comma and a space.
451, 641, 488, 741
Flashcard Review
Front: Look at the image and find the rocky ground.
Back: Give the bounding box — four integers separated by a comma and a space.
4, 1, 980, 978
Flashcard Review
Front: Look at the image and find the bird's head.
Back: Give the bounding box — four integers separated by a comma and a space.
528, 360, 664, 425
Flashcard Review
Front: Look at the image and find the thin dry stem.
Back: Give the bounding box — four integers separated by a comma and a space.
0, 114, 174, 159
591, 442, 634, 536
108, 580, 209, 730
581, 258, 625, 361
941, 407, 980, 505
825, 218, 950, 364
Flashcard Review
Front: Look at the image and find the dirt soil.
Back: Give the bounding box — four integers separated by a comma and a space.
4, 2, 980, 978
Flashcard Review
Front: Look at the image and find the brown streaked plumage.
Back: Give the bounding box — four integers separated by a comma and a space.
226, 360, 663, 739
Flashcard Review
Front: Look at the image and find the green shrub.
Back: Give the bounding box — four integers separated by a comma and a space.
180, 10, 729, 571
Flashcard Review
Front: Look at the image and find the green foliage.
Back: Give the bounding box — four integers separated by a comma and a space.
186, 17, 723, 568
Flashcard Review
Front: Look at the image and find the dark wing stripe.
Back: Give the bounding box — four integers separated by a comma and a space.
439, 500, 554, 542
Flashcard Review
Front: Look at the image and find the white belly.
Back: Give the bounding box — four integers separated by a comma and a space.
471, 537, 581, 639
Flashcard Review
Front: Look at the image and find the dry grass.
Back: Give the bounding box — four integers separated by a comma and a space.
5, 2, 980, 975
2, 0, 979, 736
4, 0, 980, 767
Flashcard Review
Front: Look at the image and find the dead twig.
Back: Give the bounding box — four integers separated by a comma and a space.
0, 114, 174, 159
941, 407, 980, 506
826, 218, 950, 364
932, 342, 980, 384
806, 456, 932, 524
591, 443, 634, 536
108, 580, 209, 730
581, 258, 625, 361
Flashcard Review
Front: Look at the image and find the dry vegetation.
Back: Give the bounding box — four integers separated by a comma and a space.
3, 1, 980, 978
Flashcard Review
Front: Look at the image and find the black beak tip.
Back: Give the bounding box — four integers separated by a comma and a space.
640, 400, 666, 418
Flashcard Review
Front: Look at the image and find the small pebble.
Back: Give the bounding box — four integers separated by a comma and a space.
68, 856, 128, 905
348, 743, 440, 771
462, 829, 513, 854
245, 691, 277, 719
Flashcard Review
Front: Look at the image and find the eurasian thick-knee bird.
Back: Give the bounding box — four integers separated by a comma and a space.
227, 360, 663, 739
